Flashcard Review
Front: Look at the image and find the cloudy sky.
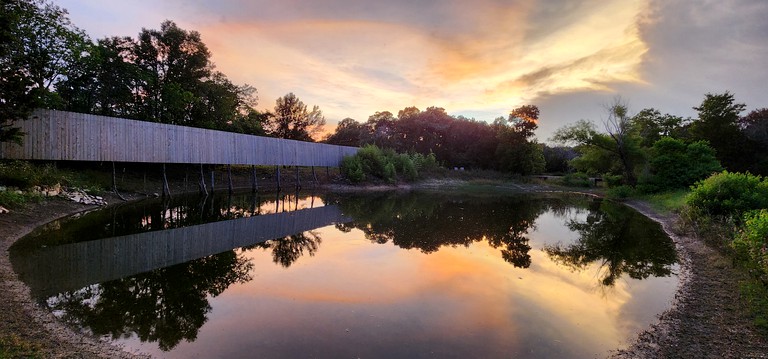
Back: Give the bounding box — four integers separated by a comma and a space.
56, 0, 768, 141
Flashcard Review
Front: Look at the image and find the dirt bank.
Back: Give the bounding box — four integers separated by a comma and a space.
611, 200, 768, 359
0, 194, 148, 358
1, 184, 767, 358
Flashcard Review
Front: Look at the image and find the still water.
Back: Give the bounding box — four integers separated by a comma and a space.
11, 191, 678, 358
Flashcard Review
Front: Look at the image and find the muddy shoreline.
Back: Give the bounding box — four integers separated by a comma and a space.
1, 184, 766, 358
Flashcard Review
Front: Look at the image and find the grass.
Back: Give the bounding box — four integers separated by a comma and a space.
637, 189, 689, 214
740, 278, 768, 333
0, 160, 110, 208
0, 190, 43, 209
0, 335, 42, 359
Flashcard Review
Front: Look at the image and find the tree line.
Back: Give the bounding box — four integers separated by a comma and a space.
3, 1, 766, 181
551, 92, 768, 192
1, 0, 323, 144
325, 105, 544, 174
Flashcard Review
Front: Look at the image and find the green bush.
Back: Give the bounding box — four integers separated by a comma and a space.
561, 172, 592, 187
686, 171, 768, 220
341, 156, 366, 183
640, 138, 722, 193
607, 185, 635, 199
733, 210, 768, 280
340, 145, 436, 183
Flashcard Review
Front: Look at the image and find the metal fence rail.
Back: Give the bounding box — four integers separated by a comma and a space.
0, 109, 358, 166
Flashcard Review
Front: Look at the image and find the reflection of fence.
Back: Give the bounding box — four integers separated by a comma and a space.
0, 109, 358, 166
12, 205, 350, 298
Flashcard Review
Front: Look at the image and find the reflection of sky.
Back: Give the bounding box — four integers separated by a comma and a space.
117, 214, 677, 359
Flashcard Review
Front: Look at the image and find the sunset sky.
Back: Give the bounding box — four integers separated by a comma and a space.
55, 0, 768, 140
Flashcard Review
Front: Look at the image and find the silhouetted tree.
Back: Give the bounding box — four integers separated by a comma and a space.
268, 92, 325, 141
0, 0, 87, 143
690, 91, 748, 172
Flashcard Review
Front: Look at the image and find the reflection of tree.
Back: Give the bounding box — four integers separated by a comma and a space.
47, 250, 253, 351
544, 200, 677, 286
325, 192, 569, 268
254, 231, 322, 268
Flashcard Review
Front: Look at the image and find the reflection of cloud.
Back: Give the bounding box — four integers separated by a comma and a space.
225, 226, 667, 357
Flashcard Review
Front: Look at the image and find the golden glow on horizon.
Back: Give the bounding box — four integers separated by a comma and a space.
197, 0, 651, 124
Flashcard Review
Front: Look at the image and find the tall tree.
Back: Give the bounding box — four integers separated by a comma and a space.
0, 0, 86, 143
630, 108, 686, 147
740, 108, 768, 175
133, 20, 212, 125
268, 93, 325, 141
495, 105, 544, 175
57, 36, 142, 117
690, 91, 748, 171
551, 99, 644, 185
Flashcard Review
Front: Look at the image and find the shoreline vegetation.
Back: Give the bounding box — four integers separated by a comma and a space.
1, 162, 767, 358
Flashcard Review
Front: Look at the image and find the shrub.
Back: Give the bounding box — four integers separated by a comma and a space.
341, 156, 365, 183
640, 138, 722, 192
686, 171, 768, 220
340, 145, 436, 183
561, 172, 592, 187
733, 210, 768, 281
607, 185, 635, 199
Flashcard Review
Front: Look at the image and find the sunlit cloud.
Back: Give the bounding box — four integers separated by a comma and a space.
189, 0, 652, 122
62, 0, 751, 138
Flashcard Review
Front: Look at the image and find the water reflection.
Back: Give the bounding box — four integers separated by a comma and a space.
11, 192, 346, 298
543, 199, 677, 286
329, 192, 578, 269
11, 191, 679, 357
48, 250, 252, 351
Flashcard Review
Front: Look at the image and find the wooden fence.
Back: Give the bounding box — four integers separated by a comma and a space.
0, 109, 359, 166
12, 204, 350, 298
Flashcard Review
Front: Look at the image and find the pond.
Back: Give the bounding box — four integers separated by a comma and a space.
10, 190, 678, 358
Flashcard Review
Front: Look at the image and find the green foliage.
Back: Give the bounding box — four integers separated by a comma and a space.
561, 172, 592, 187
0, 190, 42, 209
733, 210, 768, 281
341, 156, 365, 183
607, 185, 635, 199
690, 91, 750, 172
551, 102, 645, 186
0, 160, 109, 193
686, 171, 768, 220
740, 280, 768, 332
340, 145, 436, 183
0, 334, 42, 359
638, 189, 689, 214
639, 137, 722, 193
1, 0, 87, 144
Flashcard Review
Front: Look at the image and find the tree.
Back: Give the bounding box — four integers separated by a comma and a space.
551, 99, 644, 185
268, 93, 326, 141
495, 105, 545, 175
630, 108, 686, 147
639, 137, 722, 192
690, 91, 748, 171
740, 108, 768, 175
57, 36, 142, 117
324, 118, 369, 146
0, 0, 87, 143
133, 20, 212, 125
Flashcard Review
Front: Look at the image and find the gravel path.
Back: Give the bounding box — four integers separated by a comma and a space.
1, 191, 767, 358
